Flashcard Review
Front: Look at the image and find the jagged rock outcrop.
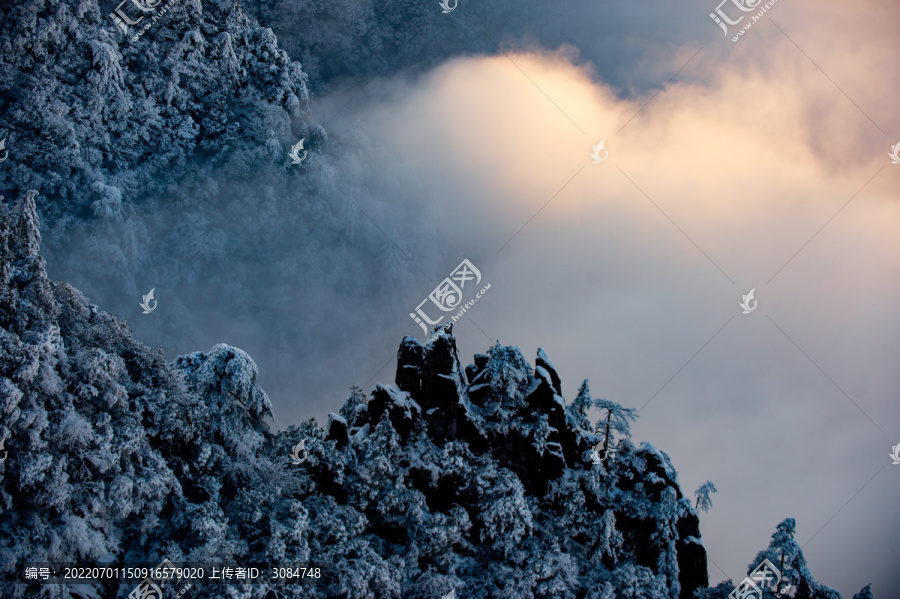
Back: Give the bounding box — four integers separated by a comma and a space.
326, 411, 349, 449
333, 323, 710, 599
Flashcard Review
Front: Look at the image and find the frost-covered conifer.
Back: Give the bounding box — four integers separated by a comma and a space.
593, 398, 638, 457
853, 584, 874, 599
566, 378, 593, 432
694, 481, 717, 513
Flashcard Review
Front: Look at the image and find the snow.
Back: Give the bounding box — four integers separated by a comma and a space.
536, 348, 555, 369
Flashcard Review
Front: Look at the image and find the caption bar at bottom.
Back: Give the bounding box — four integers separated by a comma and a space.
17, 562, 330, 585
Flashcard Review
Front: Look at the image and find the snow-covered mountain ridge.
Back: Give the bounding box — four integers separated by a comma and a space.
0, 192, 869, 598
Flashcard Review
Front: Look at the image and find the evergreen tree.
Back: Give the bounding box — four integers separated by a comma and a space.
593, 398, 638, 458
694, 481, 717, 513
748, 518, 840, 598
596, 509, 624, 564
339, 384, 368, 423
852, 584, 874, 599
566, 378, 593, 432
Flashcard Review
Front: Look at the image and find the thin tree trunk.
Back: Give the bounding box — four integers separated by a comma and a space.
602, 411, 611, 455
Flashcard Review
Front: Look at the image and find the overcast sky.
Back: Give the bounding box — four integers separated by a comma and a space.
290, 0, 900, 594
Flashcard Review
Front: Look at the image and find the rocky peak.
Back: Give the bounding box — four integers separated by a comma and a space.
419, 323, 469, 411
329, 327, 710, 599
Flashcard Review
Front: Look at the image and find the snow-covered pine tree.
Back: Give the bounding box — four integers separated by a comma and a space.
340, 384, 368, 423
593, 398, 638, 459
566, 378, 593, 432
596, 509, 624, 564
852, 584, 874, 599
694, 481, 717, 513
748, 517, 844, 599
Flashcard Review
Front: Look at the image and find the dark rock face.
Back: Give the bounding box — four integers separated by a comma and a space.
366, 383, 421, 442
535, 348, 562, 395
391, 326, 486, 450
676, 512, 709, 597
465, 353, 492, 407
418, 326, 467, 413
326, 412, 349, 448
395, 336, 424, 395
